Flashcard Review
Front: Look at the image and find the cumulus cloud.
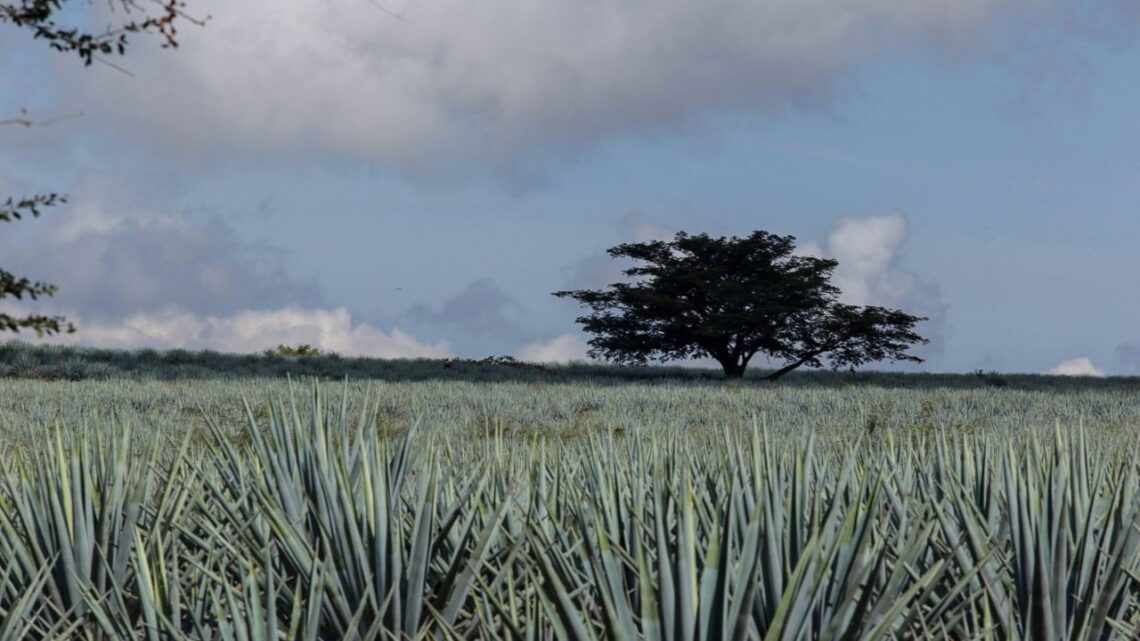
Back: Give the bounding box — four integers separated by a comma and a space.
27, 306, 452, 358
1113, 343, 1140, 373
799, 213, 946, 363
561, 211, 672, 290
47, 0, 1069, 172
1045, 356, 1105, 377
797, 213, 912, 307
0, 178, 321, 320
516, 334, 592, 364
405, 278, 525, 339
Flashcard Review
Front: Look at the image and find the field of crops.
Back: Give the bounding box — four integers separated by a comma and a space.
3, 355, 1140, 640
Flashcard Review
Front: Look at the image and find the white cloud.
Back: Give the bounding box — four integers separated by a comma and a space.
52, 0, 1043, 171
797, 212, 946, 364
802, 213, 913, 307
0, 177, 321, 319
1045, 356, 1105, 377
29, 306, 452, 359
516, 333, 592, 364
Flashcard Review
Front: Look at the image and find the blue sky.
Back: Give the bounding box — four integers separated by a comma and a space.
3, 0, 1140, 375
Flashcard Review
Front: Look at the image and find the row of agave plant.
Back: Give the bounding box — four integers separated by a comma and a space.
2, 386, 1140, 640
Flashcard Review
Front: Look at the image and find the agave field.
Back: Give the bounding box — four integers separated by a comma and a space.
2, 371, 1140, 640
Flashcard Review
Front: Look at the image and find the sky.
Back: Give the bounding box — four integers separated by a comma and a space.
3, 0, 1140, 375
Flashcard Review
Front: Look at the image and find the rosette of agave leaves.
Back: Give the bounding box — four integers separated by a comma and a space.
1, 384, 1140, 640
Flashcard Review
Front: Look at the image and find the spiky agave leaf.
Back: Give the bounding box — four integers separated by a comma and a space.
202, 385, 516, 640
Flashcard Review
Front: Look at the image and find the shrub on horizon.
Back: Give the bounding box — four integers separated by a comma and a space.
265, 343, 324, 358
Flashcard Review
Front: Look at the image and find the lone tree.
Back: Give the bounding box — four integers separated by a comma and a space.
554, 230, 927, 380
1, 0, 199, 335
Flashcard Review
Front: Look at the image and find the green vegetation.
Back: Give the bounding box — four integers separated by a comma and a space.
3, 340, 1135, 391
265, 343, 326, 358
555, 230, 927, 379
0, 194, 74, 336
2, 345, 1140, 639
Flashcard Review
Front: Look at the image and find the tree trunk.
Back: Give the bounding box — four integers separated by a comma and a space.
763, 352, 824, 382
719, 360, 747, 379
760, 343, 835, 382
762, 361, 802, 382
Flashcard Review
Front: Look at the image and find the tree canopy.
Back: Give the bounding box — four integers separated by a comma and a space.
554, 230, 928, 380
2, 0, 200, 336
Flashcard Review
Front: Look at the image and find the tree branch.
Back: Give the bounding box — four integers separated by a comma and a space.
0, 109, 84, 128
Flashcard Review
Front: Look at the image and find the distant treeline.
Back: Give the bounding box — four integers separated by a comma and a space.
0, 340, 1136, 391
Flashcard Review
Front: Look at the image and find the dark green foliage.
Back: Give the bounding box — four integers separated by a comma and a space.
1, 195, 74, 336
975, 369, 1010, 387
0, 0, 197, 65
2, 0, 202, 338
555, 230, 928, 380
265, 343, 325, 358
0, 193, 65, 221
0, 271, 74, 336
444, 354, 550, 372
1, 341, 1137, 393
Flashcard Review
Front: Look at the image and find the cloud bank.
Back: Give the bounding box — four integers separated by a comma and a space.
1045, 356, 1105, 377
516, 334, 593, 364
0, 180, 448, 358
26, 306, 452, 358
53, 0, 1075, 171
0, 178, 321, 320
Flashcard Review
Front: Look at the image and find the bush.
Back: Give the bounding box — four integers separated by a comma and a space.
265, 343, 323, 358
974, 369, 1009, 388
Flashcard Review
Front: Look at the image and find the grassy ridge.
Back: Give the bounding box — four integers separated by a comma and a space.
3, 340, 1140, 391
